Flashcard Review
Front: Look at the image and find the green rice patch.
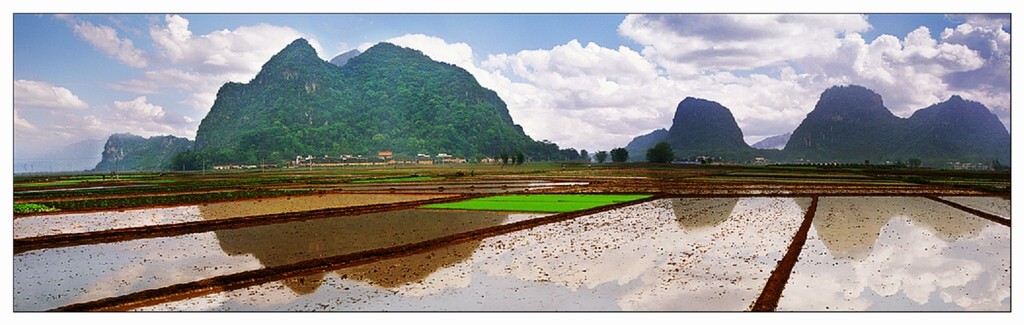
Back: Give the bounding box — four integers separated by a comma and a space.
351, 176, 439, 183
14, 203, 59, 214
422, 194, 652, 213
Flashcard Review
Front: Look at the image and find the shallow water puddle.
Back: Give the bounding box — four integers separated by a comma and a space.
14, 193, 449, 239
14, 208, 545, 311
778, 197, 1010, 311
940, 196, 1011, 220
140, 197, 809, 311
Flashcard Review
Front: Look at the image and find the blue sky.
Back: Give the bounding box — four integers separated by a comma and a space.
8, 4, 1014, 171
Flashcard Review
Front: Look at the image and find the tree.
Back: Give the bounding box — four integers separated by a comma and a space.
595, 151, 608, 163
646, 142, 675, 163
579, 149, 590, 162
560, 148, 580, 161
992, 160, 1008, 171
610, 147, 629, 163
515, 151, 525, 165
908, 157, 922, 168
499, 151, 510, 166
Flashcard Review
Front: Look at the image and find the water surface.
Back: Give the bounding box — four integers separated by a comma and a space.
141, 198, 809, 311
14, 193, 448, 238
14, 208, 542, 311
778, 197, 1010, 311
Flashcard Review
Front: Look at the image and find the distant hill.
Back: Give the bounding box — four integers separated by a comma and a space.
785, 85, 1009, 165
93, 133, 194, 172
664, 97, 755, 160
623, 98, 757, 162
902, 95, 1011, 165
193, 38, 561, 165
329, 49, 360, 67
624, 129, 668, 162
751, 133, 791, 150
785, 85, 903, 162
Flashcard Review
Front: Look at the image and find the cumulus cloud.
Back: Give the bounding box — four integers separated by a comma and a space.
482, 39, 679, 150
791, 24, 1006, 125
15, 94, 199, 162
109, 96, 197, 137
609, 14, 1011, 139
60, 15, 148, 68
366, 34, 476, 69
103, 14, 325, 114
618, 14, 871, 75
13, 109, 38, 131
941, 23, 1010, 91
149, 14, 323, 77
14, 80, 89, 110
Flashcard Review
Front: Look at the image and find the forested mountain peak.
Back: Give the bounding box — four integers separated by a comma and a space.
251, 38, 336, 86
191, 38, 562, 166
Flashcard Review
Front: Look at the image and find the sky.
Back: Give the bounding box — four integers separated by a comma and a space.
6, 2, 1014, 170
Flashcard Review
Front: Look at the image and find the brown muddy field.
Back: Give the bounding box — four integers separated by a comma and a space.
11, 165, 1011, 311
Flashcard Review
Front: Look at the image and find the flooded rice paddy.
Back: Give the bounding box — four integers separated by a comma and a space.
940, 196, 1011, 220
14, 193, 449, 238
777, 197, 1010, 311
138, 198, 809, 311
14, 208, 547, 311
13, 192, 1010, 311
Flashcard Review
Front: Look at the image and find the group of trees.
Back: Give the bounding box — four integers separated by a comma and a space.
498, 151, 526, 166
587, 142, 675, 164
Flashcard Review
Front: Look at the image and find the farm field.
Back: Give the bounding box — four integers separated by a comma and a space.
11, 163, 1011, 311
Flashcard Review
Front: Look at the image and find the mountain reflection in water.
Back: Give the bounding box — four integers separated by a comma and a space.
204, 207, 510, 294
813, 197, 989, 261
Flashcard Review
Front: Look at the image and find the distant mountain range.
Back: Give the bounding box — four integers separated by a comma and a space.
751, 133, 790, 150
626, 85, 1010, 165
72, 41, 1008, 171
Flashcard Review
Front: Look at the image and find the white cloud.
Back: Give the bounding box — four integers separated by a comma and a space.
938, 22, 1011, 131
367, 34, 476, 69
111, 14, 326, 113
13, 109, 37, 131
794, 25, 1000, 121
618, 14, 871, 75
149, 14, 323, 77
14, 80, 89, 110
114, 96, 165, 119
61, 16, 148, 68
482, 39, 679, 151
15, 95, 199, 162
947, 14, 1010, 30
611, 14, 1011, 140
108, 96, 197, 138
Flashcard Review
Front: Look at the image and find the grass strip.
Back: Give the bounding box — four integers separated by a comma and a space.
17, 189, 304, 216
422, 194, 652, 213
13, 203, 59, 213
